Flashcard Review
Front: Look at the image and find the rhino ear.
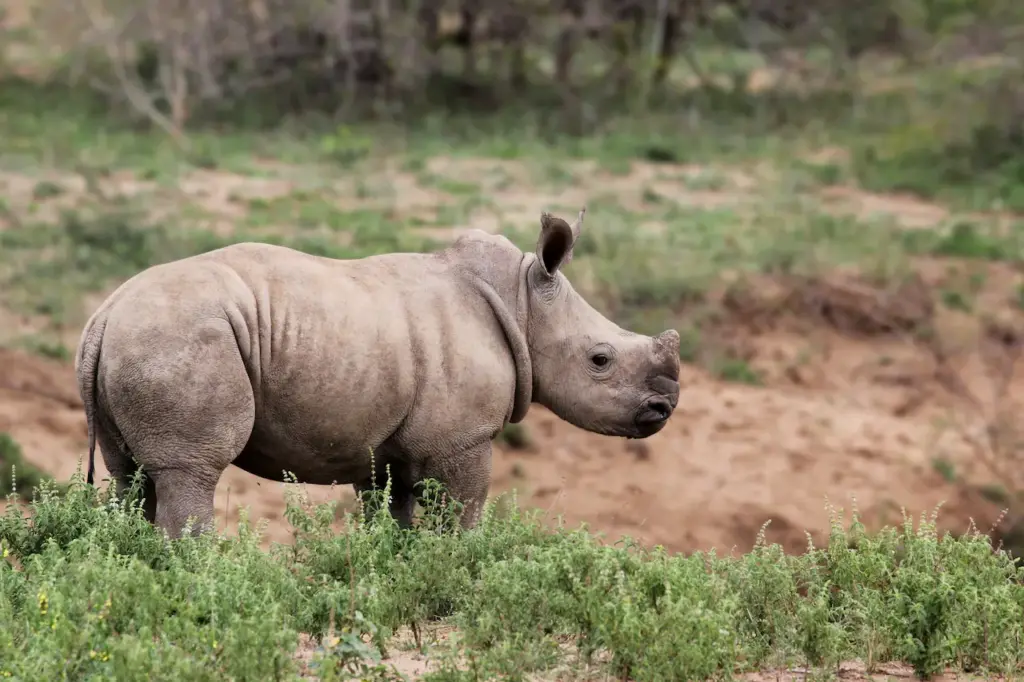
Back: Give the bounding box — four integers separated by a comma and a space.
536, 208, 584, 276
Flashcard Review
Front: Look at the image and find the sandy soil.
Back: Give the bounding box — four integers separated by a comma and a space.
291, 628, 1010, 681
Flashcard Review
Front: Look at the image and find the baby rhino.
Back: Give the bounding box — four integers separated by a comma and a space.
75, 208, 682, 538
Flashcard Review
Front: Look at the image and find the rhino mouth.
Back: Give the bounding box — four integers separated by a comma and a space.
629, 394, 676, 438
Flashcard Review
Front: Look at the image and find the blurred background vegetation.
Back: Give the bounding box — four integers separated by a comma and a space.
0, 0, 1020, 199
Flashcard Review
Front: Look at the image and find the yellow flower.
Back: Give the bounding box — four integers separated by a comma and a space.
97, 596, 112, 621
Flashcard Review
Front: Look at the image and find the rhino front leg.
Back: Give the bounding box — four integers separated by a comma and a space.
422, 442, 492, 530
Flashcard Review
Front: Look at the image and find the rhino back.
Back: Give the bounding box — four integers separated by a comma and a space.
195, 242, 517, 481
94, 241, 520, 484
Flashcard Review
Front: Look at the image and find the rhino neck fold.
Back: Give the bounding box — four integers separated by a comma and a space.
471, 260, 532, 425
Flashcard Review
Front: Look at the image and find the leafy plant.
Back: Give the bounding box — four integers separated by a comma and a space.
1, 472, 1020, 680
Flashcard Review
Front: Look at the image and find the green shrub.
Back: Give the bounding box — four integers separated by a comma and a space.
0, 471, 1022, 680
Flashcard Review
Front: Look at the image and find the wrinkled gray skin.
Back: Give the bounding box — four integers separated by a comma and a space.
74, 208, 682, 538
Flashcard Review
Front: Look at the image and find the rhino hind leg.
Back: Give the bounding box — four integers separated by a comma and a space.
102, 321, 256, 539
95, 409, 157, 523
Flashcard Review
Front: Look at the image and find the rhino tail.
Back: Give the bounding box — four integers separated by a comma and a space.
75, 311, 108, 487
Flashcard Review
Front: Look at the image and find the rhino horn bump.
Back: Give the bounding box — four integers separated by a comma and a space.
657, 329, 681, 355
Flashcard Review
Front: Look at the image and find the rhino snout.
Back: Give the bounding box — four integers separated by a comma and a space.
647, 375, 680, 404
633, 376, 680, 436
636, 396, 674, 426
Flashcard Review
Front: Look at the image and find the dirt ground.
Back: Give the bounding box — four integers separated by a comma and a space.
1, 256, 1020, 555
292, 627, 1013, 681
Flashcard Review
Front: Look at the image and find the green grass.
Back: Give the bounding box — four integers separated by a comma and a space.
1, 473, 1023, 680
2, 66, 1022, 381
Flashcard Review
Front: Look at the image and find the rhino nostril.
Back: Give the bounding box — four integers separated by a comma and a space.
636, 397, 673, 425
650, 398, 672, 419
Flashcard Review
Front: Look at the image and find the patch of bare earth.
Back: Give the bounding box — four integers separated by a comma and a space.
291, 630, 1007, 681
296, 624, 996, 681
293, 626, 463, 680
300, 635, 1007, 681
819, 185, 952, 229
417, 156, 760, 239
734, 661, 1002, 681
13, 148, 1002, 258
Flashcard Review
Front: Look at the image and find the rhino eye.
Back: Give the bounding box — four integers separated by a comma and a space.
591, 353, 610, 368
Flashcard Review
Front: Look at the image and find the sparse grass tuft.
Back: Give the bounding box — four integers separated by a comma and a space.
10, 335, 72, 362
714, 357, 763, 386
0, 435, 59, 501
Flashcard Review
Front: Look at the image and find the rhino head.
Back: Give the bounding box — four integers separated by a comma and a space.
523, 207, 681, 438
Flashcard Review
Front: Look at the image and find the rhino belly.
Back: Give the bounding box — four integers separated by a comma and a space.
230, 426, 379, 485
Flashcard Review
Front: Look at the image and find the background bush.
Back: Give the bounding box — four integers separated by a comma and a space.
6, 0, 1018, 209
